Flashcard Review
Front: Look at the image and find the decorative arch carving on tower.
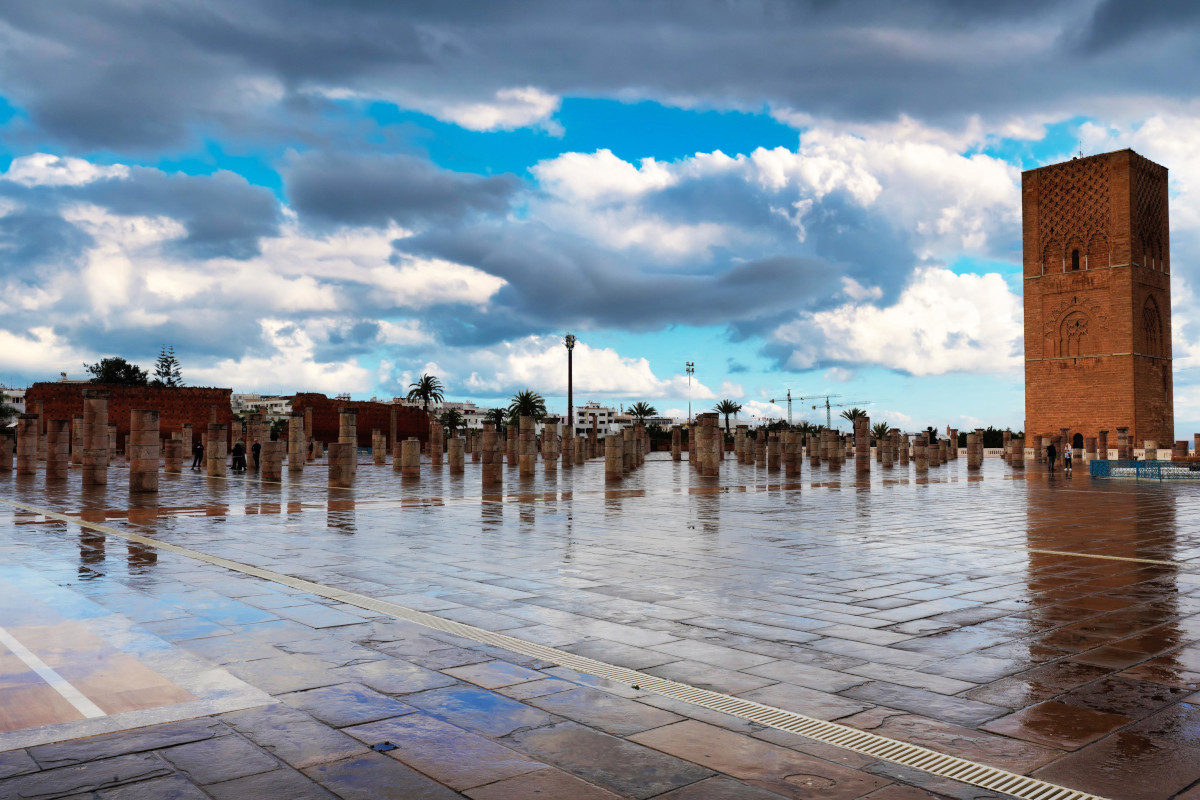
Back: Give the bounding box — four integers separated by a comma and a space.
1143, 295, 1164, 357
1132, 156, 1168, 270
1038, 157, 1111, 271
1086, 231, 1109, 268
1044, 294, 1110, 358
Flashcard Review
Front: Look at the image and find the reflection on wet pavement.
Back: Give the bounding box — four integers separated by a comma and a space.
1, 454, 1200, 798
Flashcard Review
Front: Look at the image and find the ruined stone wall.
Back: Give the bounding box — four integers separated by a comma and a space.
25, 383, 233, 447
291, 394, 428, 448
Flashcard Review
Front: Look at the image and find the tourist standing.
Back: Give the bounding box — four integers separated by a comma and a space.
251, 439, 261, 471
1063, 442, 1073, 473
1047, 441, 1057, 472
191, 441, 204, 469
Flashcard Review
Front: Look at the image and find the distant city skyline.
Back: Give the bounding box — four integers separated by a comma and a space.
0, 2, 1198, 435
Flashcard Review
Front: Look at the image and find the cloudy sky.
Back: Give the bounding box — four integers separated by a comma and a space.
1, 0, 1198, 432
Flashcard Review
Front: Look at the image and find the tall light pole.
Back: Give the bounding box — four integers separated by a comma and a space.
564, 333, 577, 429
685, 362, 695, 424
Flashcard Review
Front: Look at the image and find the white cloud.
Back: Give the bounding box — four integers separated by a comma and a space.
368, 255, 506, 308
461, 335, 716, 400
718, 380, 744, 398
0, 326, 87, 373
533, 149, 677, 202
773, 267, 1022, 376
2, 153, 129, 187
188, 319, 373, 393
741, 399, 787, 423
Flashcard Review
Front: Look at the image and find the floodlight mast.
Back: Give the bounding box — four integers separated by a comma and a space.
685, 362, 695, 423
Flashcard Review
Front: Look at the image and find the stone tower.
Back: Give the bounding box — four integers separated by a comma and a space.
1023, 149, 1172, 447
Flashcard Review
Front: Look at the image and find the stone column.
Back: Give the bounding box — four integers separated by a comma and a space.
939, 438, 948, 465
754, 431, 766, 468
181, 423, 193, 459
1174, 440, 1188, 461
671, 425, 682, 461
373, 429, 386, 465
708, 416, 723, 476
561, 430, 574, 470
622, 426, 635, 474
914, 434, 928, 473
589, 416, 598, 459
1144, 441, 1158, 461
519, 417, 536, 477
899, 434, 910, 466
1039, 436, 1051, 463
447, 436, 465, 474
206, 423, 227, 477
763, 434, 782, 472
128, 410, 160, 493
338, 407, 358, 474
733, 426, 745, 463
854, 416, 869, 474
288, 413, 305, 473
966, 431, 982, 470
810, 432, 821, 467
469, 429, 480, 463
71, 415, 84, 465
1011, 437, 1025, 469
164, 438, 183, 473
0, 433, 11, 473
261, 441, 283, 480
107, 422, 119, 463
429, 420, 444, 468
1098, 429, 1109, 460
507, 424, 518, 467
542, 422, 559, 473
881, 430, 894, 468
575, 436, 585, 465
327, 442, 354, 488
605, 434, 623, 481
15, 414, 37, 475
82, 390, 109, 486
1085, 437, 1097, 461
949, 429, 959, 460
46, 418, 71, 480
1116, 427, 1130, 460
400, 438, 421, 479
785, 430, 801, 478
1001, 430, 1011, 464
481, 424, 501, 488
926, 435, 938, 467
636, 423, 646, 466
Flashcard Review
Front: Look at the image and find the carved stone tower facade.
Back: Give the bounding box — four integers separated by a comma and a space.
1023, 149, 1172, 447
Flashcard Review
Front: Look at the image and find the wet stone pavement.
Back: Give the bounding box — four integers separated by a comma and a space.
1, 453, 1199, 799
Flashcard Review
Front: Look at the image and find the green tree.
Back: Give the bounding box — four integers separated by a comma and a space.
838, 407, 868, 427
713, 399, 742, 435
508, 390, 547, 421
84, 357, 149, 386
871, 421, 891, 442
269, 418, 288, 441
628, 401, 657, 422
151, 344, 183, 387
0, 402, 18, 429
406, 373, 444, 412
439, 408, 465, 438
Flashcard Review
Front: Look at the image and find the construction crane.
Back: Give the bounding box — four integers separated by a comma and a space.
794, 394, 871, 430
768, 389, 793, 424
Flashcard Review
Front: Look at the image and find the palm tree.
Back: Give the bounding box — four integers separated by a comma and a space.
628, 402, 657, 423
713, 399, 742, 435
407, 373, 444, 413
871, 421, 891, 441
484, 408, 507, 431
508, 389, 547, 421
839, 407, 868, 427
439, 408, 466, 438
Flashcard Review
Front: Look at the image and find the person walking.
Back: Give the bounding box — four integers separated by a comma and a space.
192, 441, 204, 469
1047, 441, 1058, 472
1063, 440, 1073, 473
231, 439, 246, 472
251, 439, 261, 471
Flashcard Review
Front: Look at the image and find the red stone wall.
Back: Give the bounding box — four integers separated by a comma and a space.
290, 394, 429, 448
1023, 149, 1173, 444
25, 383, 234, 446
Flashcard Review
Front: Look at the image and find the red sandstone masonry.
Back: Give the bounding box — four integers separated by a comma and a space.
27, 383, 233, 446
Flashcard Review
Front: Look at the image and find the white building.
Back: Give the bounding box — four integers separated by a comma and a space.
1, 386, 26, 422
572, 402, 622, 437
396, 398, 490, 430
231, 394, 293, 420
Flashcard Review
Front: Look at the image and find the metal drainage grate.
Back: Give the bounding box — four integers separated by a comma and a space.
0, 498, 1107, 800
